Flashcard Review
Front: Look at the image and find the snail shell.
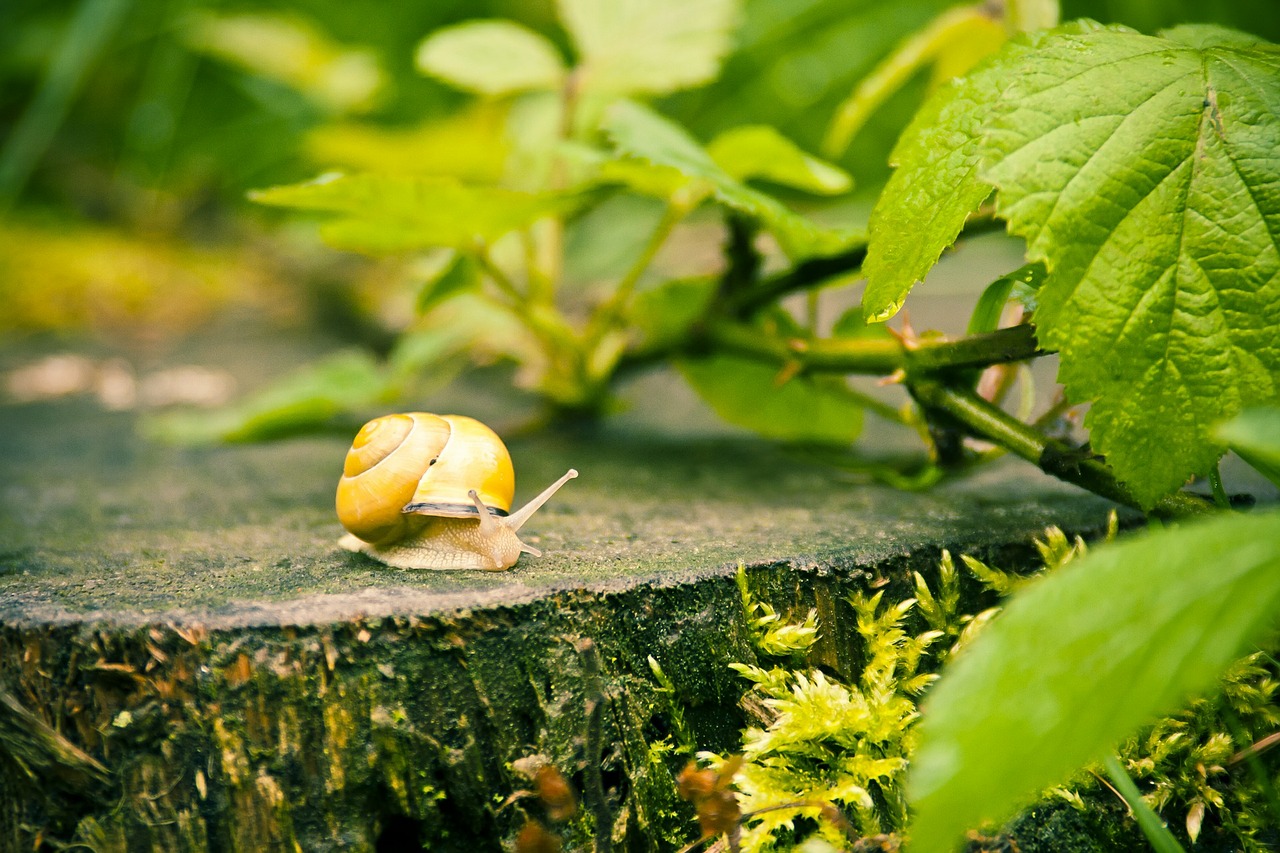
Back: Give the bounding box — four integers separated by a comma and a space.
335, 413, 576, 571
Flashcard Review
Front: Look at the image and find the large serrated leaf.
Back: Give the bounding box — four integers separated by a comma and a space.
603, 101, 854, 259
908, 508, 1280, 852
981, 26, 1280, 507
859, 59, 1003, 322
415, 21, 565, 95
860, 23, 1097, 322
249, 173, 571, 252
864, 23, 1280, 507
557, 0, 739, 96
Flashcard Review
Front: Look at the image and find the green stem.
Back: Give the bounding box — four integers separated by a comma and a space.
1102, 754, 1186, 853
603, 203, 684, 322
724, 243, 868, 318
475, 248, 525, 305
908, 378, 1212, 518
1209, 462, 1231, 509
705, 321, 1040, 376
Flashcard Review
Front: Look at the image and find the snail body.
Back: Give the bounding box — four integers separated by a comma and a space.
336, 412, 577, 571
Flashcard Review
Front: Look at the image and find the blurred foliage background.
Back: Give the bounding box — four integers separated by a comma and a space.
3, 0, 1276, 345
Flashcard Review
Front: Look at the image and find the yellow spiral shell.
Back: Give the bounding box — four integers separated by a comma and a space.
335, 413, 516, 545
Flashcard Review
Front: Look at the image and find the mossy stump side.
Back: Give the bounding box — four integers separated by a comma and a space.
1, 536, 1102, 852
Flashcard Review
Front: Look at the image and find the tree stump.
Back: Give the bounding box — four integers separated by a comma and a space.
0, 358, 1124, 851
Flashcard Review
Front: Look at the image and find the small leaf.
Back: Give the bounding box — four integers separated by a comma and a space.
416, 252, 482, 316
558, 0, 739, 95
249, 173, 573, 253
966, 264, 1045, 335
708, 126, 851, 195
415, 20, 566, 95
305, 107, 510, 182
604, 101, 854, 259
630, 277, 717, 350
678, 355, 863, 445
908, 508, 1280, 851
185, 12, 384, 113
1216, 408, 1280, 488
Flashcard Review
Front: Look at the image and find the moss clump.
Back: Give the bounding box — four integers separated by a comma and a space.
687, 520, 1280, 852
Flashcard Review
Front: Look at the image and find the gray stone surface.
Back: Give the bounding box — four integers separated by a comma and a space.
0, 366, 1118, 629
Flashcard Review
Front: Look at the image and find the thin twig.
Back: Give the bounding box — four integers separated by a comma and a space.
1229, 730, 1280, 767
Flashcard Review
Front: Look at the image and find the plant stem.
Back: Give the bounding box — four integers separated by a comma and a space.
908, 378, 1212, 518
724, 243, 868, 318
1209, 462, 1231, 509
1102, 754, 1186, 853
705, 321, 1040, 376
476, 248, 524, 304
602, 203, 684, 323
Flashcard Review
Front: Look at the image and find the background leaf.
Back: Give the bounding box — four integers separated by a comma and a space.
678, 355, 864, 444
557, 0, 740, 95
629, 277, 717, 351
249, 173, 572, 252
415, 252, 482, 316
1216, 407, 1280, 488
907, 508, 1280, 852
603, 101, 854, 258
145, 351, 391, 444
414, 20, 566, 95
304, 107, 510, 182
981, 25, 1280, 506
708, 125, 852, 195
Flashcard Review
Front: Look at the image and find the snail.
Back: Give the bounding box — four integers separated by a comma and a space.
336, 412, 577, 570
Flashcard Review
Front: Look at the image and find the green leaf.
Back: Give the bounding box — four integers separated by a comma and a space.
145, 351, 391, 444
557, 0, 739, 95
859, 50, 1011, 322
249, 173, 572, 252
1216, 407, 1280, 488
982, 25, 1280, 506
305, 107, 510, 182
823, 4, 1008, 159
415, 20, 566, 95
907, 508, 1280, 852
864, 23, 1280, 506
860, 20, 1103, 320
185, 12, 384, 113
708, 125, 851, 195
966, 264, 1045, 335
678, 355, 863, 445
416, 252, 482, 316
603, 101, 854, 259
830, 305, 893, 341
1101, 755, 1187, 853
630, 277, 716, 351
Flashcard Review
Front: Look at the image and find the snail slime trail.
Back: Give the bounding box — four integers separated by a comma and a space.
335, 413, 577, 570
